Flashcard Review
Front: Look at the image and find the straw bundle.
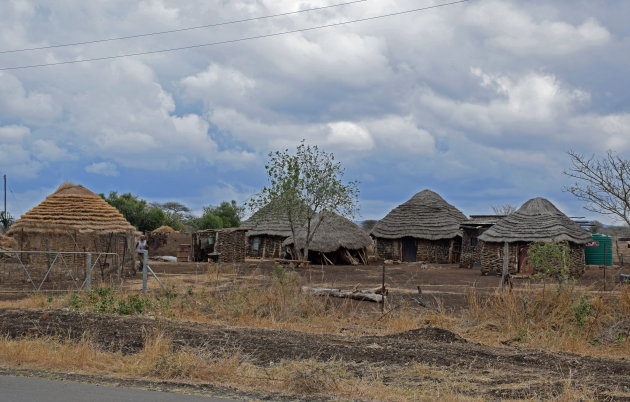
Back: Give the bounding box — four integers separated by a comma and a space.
371, 189, 466, 240
152, 225, 176, 233
478, 197, 591, 244
0, 233, 17, 249
7, 183, 135, 235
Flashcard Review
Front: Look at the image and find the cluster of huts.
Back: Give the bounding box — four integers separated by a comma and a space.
0, 183, 593, 280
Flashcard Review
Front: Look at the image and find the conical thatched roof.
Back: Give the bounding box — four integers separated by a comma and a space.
371, 189, 467, 240
242, 201, 294, 238
478, 197, 591, 244
282, 212, 372, 253
7, 183, 135, 235
152, 225, 175, 233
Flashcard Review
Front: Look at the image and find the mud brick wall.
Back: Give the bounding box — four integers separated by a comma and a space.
417, 239, 455, 264
147, 232, 192, 258
247, 235, 286, 259
4, 230, 134, 289
215, 230, 247, 263
481, 241, 586, 277
460, 228, 487, 268
374, 238, 400, 260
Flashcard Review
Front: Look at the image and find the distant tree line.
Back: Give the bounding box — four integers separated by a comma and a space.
100, 191, 244, 233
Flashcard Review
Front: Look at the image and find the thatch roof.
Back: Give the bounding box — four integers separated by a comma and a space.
0, 233, 17, 249
242, 202, 294, 238
7, 183, 135, 235
282, 212, 372, 253
152, 225, 175, 233
461, 215, 506, 228
371, 189, 467, 240
478, 197, 591, 244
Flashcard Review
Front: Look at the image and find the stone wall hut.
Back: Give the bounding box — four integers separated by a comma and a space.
477, 197, 591, 276
459, 215, 505, 268
371, 189, 467, 263
282, 212, 372, 265
192, 227, 249, 263
6, 183, 136, 283
242, 203, 293, 259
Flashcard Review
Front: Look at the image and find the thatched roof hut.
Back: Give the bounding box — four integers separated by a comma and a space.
371, 189, 466, 240
8, 183, 135, 235
242, 202, 293, 238
478, 197, 590, 277
478, 198, 591, 244
152, 225, 176, 233
282, 212, 372, 254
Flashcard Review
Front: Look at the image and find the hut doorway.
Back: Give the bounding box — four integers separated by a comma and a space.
402, 237, 417, 262
518, 245, 533, 274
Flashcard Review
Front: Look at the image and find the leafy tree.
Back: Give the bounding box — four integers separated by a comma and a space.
527, 241, 571, 281
249, 141, 359, 261
150, 201, 191, 231
564, 150, 630, 226
100, 192, 166, 232
361, 219, 377, 232
193, 200, 244, 230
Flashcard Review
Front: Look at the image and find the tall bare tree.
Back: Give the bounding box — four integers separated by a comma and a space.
563, 150, 630, 226
491, 204, 517, 215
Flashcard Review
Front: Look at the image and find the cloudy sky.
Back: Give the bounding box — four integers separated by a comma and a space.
0, 0, 629, 223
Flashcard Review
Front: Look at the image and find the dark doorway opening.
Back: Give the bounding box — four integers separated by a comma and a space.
402, 237, 417, 262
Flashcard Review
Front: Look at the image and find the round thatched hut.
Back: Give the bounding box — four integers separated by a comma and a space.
282, 212, 372, 265
242, 202, 293, 259
371, 189, 467, 263
478, 197, 591, 276
7, 183, 136, 281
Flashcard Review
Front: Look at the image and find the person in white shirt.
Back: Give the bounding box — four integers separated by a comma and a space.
136, 235, 148, 272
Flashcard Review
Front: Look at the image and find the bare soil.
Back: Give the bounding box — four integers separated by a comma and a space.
0, 308, 629, 399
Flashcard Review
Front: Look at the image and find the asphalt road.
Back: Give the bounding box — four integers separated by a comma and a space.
0, 375, 238, 402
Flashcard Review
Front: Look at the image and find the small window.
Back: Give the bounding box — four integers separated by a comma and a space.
252, 237, 260, 251
471, 237, 478, 247
207, 236, 215, 245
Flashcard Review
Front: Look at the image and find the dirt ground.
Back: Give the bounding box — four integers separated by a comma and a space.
0, 308, 629, 400
1, 261, 629, 399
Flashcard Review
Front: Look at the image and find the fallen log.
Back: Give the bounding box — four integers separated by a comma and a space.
302, 286, 383, 303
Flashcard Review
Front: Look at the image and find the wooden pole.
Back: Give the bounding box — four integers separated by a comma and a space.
603, 242, 606, 291
381, 264, 385, 313
501, 242, 508, 291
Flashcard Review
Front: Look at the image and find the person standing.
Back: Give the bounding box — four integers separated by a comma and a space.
136, 234, 148, 273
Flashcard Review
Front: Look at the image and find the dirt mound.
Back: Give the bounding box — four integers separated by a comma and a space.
393, 327, 467, 343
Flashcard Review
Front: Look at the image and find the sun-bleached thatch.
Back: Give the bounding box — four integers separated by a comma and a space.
152, 225, 176, 233
7, 183, 135, 235
282, 212, 372, 253
478, 197, 591, 244
371, 189, 467, 240
242, 202, 293, 238
0, 233, 17, 249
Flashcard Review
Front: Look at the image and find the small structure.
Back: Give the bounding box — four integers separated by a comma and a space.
146, 230, 191, 258
459, 215, 505, 268
0, 233, 16, 250
6, 183, 136, 280
478, 197, 591, 276
371, 189, 467, 263
242, 203, 293, 259
192, 228, 249, 263
282, 212, 372, 265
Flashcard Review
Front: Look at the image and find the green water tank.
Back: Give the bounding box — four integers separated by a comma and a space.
584, 234, 613, 266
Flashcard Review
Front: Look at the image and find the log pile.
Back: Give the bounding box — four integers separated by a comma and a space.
302, 286, 383, 303
215, 229, 248, 263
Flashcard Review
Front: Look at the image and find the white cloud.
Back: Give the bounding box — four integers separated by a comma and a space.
32, 139, 75, 161
0, 125, 30, 142
326, 122, 374, 151
0, 73, 61, 122
85, 161, 120, 177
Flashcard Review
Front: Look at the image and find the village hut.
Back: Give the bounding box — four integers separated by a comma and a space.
477, 197, 591, 276
282, 212, 372, 265
152, 225, 176, 233
371, 189, 467, 263
0, 233, 17, 250
6, 183, 136, 281
192, 227, 249, 263
459, 215, 506, 268
242, 202, 294, 259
